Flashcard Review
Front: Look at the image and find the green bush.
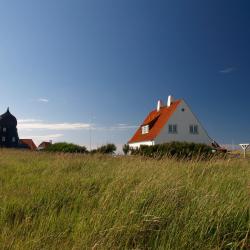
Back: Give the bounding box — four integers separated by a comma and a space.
45, 142, 87, 153
92, 143, 117, 154
130, 141, 224, 160
122, 144, 130, 155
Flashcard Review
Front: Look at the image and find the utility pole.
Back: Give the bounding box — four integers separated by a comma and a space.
89, 116, 92, 151
89, 115, 95, 151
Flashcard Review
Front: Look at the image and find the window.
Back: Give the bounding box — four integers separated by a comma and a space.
168, 124, 177, 134
189, 125, 193, 134
2, 137, 5, 142
3, 127, 6, 132
194, 125, 198, 134
190, 125, 198, 134
12, 137, 16, 142
141, 125, 149, 134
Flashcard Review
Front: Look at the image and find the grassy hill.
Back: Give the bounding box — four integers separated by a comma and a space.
0, 149, 249, 249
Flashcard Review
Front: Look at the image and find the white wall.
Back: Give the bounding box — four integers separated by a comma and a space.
155, 100, 211, 145
129, 140, 154, 149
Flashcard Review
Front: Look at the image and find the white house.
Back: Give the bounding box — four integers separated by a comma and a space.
128, 95, 212, 148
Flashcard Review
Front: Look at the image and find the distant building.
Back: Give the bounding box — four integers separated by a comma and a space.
20, 139, 37, 150
38, 141, 52, 150
0, 108, 38, 150
128, 95, 212, 148
0, 108, 19, 148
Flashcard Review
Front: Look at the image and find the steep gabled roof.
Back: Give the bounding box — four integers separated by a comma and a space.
20, 139, 37, 150
128, 100, 181, 143
38, 141, 52, 149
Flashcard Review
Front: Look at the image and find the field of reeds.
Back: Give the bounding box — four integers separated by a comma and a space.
0, 149, 249, 249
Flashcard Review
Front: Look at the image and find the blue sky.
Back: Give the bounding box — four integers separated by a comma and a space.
0, 0, 249, 149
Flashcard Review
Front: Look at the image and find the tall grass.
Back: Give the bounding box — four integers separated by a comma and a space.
0, 149, 249, 249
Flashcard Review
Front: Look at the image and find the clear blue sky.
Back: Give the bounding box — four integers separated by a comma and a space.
0, 0, 249, 149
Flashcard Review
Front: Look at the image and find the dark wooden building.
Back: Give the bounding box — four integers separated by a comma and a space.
0, 108, 19, 148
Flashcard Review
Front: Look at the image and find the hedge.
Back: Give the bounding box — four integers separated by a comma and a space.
91, 143, 117, 154
129, 141, 225, 160
45, 142, 87, 153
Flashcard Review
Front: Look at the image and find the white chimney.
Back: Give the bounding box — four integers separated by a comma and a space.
157, 100, 163, 112
167, 95, 174, 107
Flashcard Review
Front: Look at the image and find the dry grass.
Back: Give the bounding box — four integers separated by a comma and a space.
0, 149, 249, 249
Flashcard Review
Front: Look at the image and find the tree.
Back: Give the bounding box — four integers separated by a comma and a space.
97, 143, 117, 154
122, 144, 130, 155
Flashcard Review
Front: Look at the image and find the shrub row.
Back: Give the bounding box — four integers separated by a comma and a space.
45, 142, 116, 154
45, 142, 87, 153
90, 143, 117, 154
126, 141, 225, 160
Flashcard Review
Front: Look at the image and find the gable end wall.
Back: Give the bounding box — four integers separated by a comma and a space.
155, 100, 211, 145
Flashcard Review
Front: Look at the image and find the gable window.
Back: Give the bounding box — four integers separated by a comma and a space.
3, 127, 6, 132
168, 124, 177, 134
190, 125, 198, 134
141, 125, 149, 134
2, 137, 5, 142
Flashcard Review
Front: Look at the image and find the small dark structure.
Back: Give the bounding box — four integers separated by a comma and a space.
0, 108, 19, 148
0, 108, 39, 150
38, 141, 52, 150
20, 139, 37, 150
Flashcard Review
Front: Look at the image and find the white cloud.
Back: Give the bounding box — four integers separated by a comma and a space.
110, 124, 138, 130
219, 67, 235, 74
18, 119, 43, 123
17, 119, 136, 132
18, 121, 91, 131
38, 98, 49, 103
21, 134, 64, 141
93, 123, 137, 131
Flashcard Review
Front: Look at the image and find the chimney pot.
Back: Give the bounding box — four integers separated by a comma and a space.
167, 95, 174, 107
157, 100, 163, 112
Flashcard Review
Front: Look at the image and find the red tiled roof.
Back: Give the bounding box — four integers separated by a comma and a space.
38, 141, 52, 148
128, 100, 181, 143
20, 139, 37, 150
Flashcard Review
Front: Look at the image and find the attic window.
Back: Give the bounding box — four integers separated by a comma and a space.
141, 125, 149, 134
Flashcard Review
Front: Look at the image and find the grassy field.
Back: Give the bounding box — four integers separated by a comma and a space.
0, 149, 249, 250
